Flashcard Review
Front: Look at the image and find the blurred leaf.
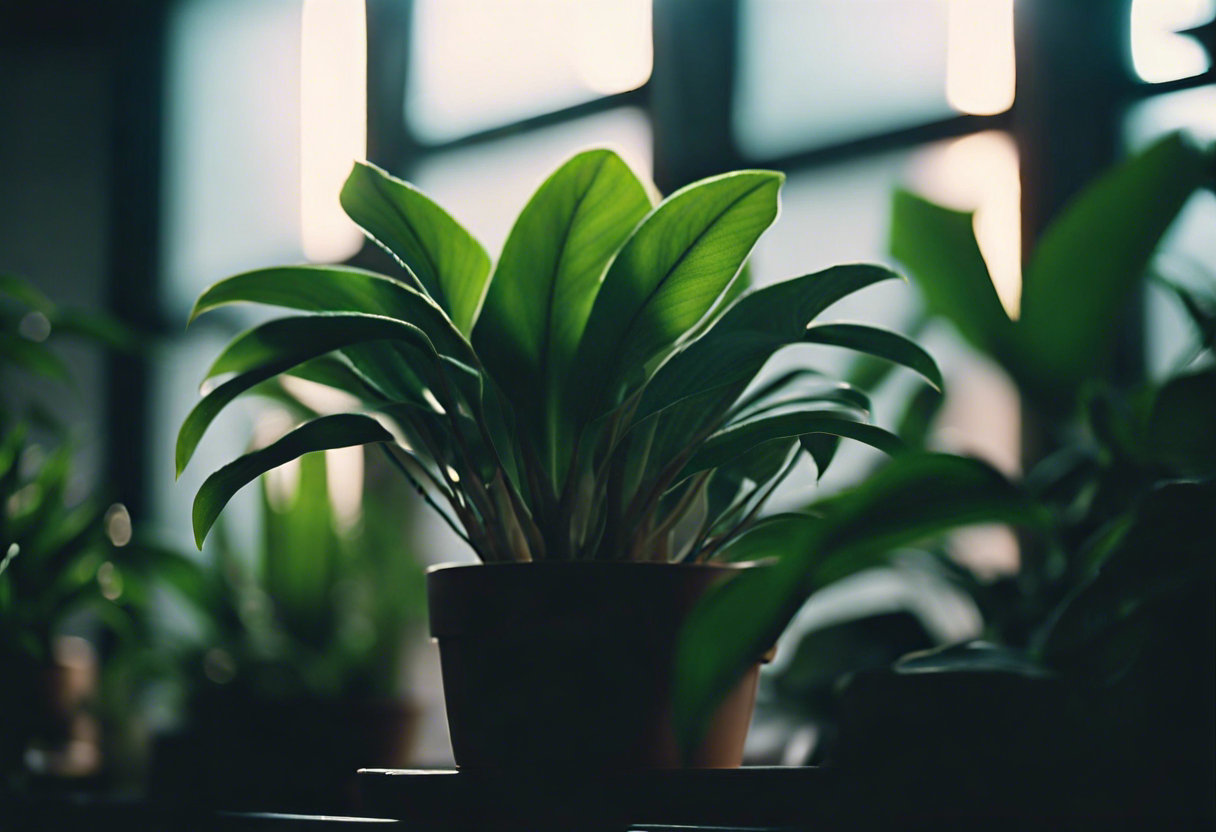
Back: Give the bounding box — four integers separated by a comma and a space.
894, 382, 945, 450
1018, 133, 1212, 393
675, 454, 1046, 749
0, 273, 55, 313
49, 308, 141, 354
895, 641, 1052, 678
890, 190, 1012, 358
192, 414, 393, 548
340, 161, 491, 335
572, 170, 784, 422
0, 332, 73, 385
1144, 368, 1216, 475
1038, 479, 1216, 668
474, 149, 652, 483
802, 323, 942, 392
1151, 272, 1216, 352
635, 265, 900, 424
681, 410, 904, 480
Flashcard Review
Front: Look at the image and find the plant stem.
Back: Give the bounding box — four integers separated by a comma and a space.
378, 443, 477, 553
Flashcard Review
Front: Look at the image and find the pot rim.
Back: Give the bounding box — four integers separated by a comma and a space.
426, 559, 768, 576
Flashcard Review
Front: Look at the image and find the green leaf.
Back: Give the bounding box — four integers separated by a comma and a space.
176, 313, 442, 476
1018, 133, 1212, 392
192, 413, 392, 549
893, 382, 945, 451
674, 453, 1047, 749
572, 170, 784, 422
188, 265, 472, 362
48, 309, 140, 354
0, 332, 73, 385
473, 149, 653, 480
681, 410, 905, 480
340, 161, 491, 335
0, 273, 55, 313
890, 189, 1012, 357
635, 265, 900, 425
1144, 367, 1216, 476
801, 323, 942, 392
1038, 479, 1216, 668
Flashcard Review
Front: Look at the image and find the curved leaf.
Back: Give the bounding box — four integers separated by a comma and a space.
192, 413, 392, 549
674, 453, 1049, 750
890, 189, 1012, 357
572, 170, 784, 422
801, 323, 942, 392
177, 314, 441, 477
474, 149, 653, 479
188, 264, 473, 362
1018, 134, 1212, 392
340, 161, 491, 335
635, 265, 901, 425
681, 410, 904, 480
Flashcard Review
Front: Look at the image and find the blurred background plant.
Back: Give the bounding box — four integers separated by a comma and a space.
718, 132, 1215, 816
151, 383, 426, 812
0, 275, 177, 790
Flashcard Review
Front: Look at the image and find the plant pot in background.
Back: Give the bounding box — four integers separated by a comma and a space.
428, 561, 766, 770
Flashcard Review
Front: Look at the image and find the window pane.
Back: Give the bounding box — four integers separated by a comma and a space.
407, 107, 652, 256
406, 0, 652, 144
735, 0, 952, 159
1131, 0, 1214, 84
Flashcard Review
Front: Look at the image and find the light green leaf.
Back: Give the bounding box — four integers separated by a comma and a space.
473, 149, 653, 480
340, 161, 491, 334
674, 453, 1048, 749
635, 265, 900, 425
801, 323, 942, 392
193, 413, 392, 549
572, 170, 784, 422
1018, 133, 1211, 392
681, 409, 904, 480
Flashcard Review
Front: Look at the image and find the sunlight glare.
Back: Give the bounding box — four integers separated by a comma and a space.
326, 446, 364, 533
946, 0, 1016, 116
1131, 0, 1214, 83
574, 0, 653, 95
301, 0, 366, 263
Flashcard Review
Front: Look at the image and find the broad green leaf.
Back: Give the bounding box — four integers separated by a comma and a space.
572, 170, 784, 422
674, 453, 1047, 749
801, 323, 942, 392
188, 265, 473, 362
176, 314, 442, 476
1018, 134, 1211, 392
340, 161, 491, 335
192, 413, 393, 548
890, 190, 1012, 358
474, 149, 653, 480
635, 265, 900, 425
681, 409, 904, 480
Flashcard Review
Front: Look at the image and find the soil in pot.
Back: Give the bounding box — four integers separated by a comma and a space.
428, 561, 766, 770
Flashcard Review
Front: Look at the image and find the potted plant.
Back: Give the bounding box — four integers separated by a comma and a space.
177, 149, 950, 769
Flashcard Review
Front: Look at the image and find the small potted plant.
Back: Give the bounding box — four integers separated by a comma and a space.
177, 149, 944, 769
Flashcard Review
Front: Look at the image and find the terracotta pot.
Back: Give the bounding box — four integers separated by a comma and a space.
428, 561, 766, 770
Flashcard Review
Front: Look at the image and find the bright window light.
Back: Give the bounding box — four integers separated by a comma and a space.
407, 0, 653, 144
946, 0, 1016, 116
301, 0, 366, 264
1131, 0, 1214, 84
913, 131, 1022, 320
